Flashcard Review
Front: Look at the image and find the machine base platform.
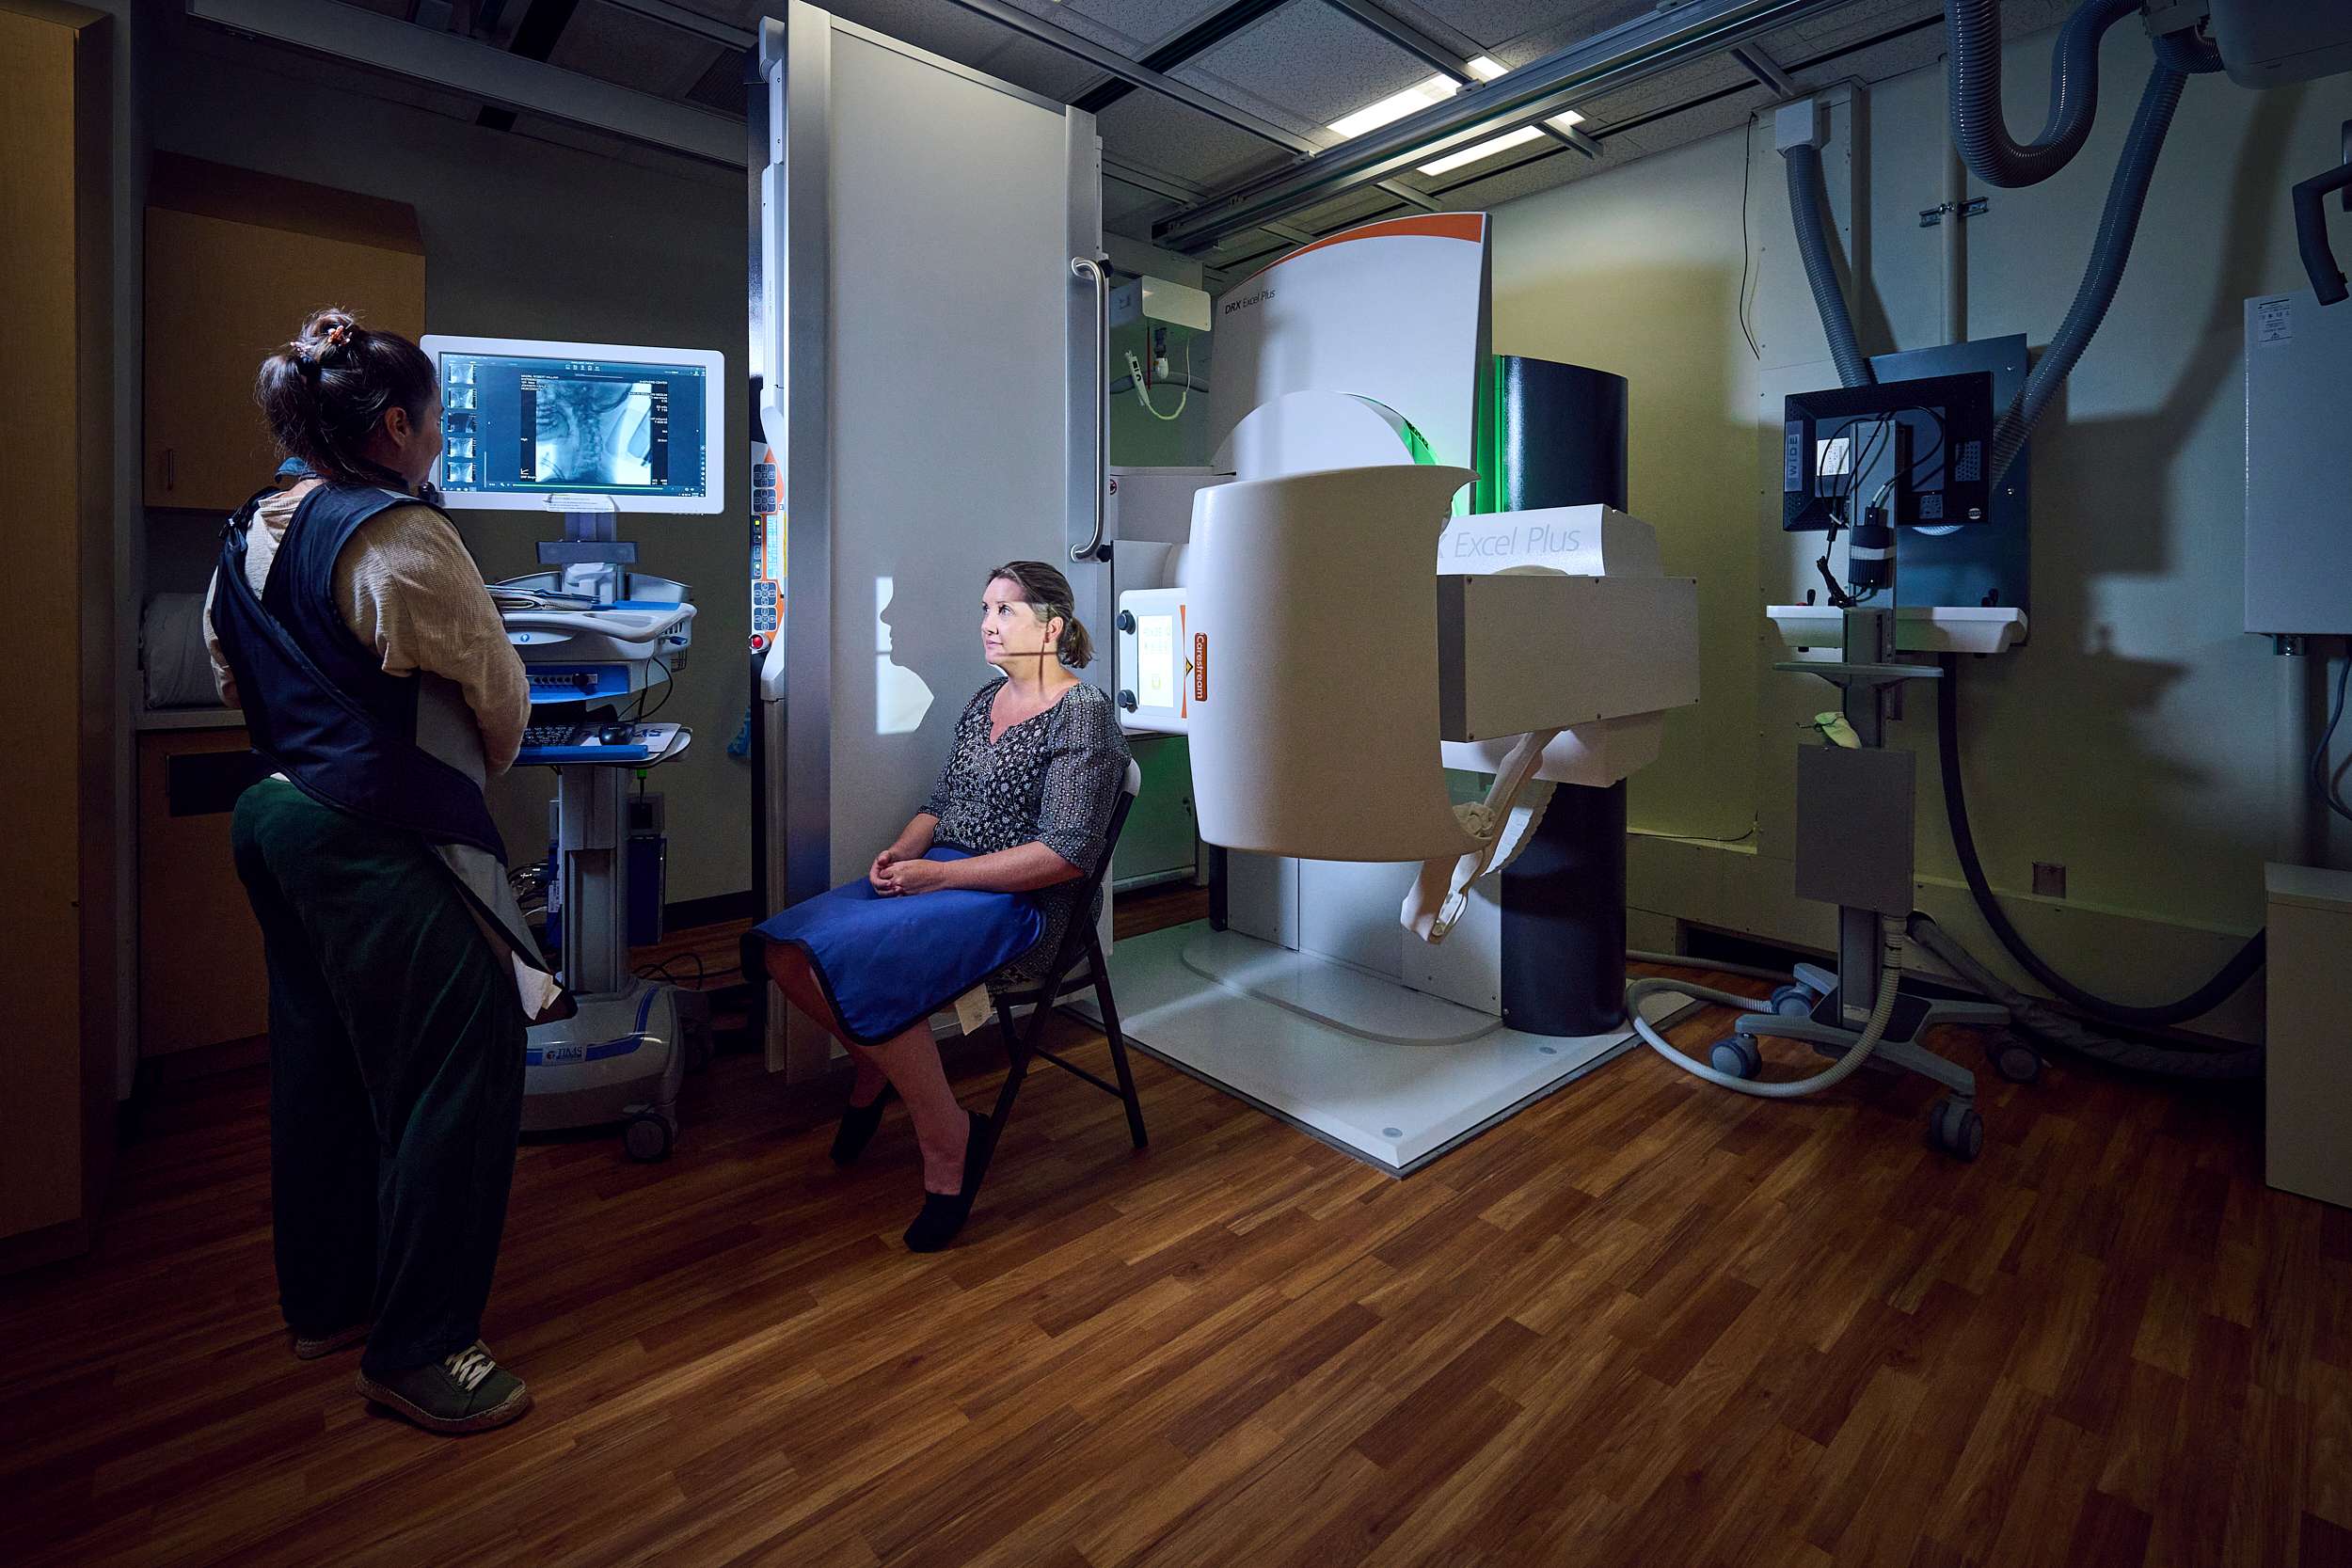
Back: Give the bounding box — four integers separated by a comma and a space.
1076, 923, 1698, 1176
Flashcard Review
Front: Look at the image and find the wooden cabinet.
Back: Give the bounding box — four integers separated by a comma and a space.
137, 728, 271, 1059
144, 155, 424, 512
2, 0, 116, 1270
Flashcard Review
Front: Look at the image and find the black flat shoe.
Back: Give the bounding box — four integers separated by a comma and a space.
903, 1111, 991, 1253
831, 1084, 897, 1165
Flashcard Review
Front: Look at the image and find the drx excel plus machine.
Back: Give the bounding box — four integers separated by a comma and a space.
422, 334, 720, 1160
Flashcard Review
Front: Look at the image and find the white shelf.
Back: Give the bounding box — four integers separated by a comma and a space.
1766, 604, 2027, 657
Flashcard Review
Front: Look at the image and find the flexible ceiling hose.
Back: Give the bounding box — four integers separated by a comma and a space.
1782, 141, 1875, 389
1990, 59, 2187, 481
2151, 24, 2225, 76
1904, 912, 2263, 1079
1944, 0, 2141, 189
1627, 917, 1905, 1099
1936, 655, 2265, 1027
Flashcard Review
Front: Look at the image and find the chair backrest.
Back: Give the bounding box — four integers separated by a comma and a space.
1038, 756, 1140, 984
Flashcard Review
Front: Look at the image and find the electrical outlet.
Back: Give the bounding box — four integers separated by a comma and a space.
2032, 862, 2067, 898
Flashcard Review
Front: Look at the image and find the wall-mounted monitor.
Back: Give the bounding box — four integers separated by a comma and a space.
419, 334, 725, 513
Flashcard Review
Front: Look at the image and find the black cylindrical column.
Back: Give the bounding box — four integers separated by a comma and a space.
1502, 778, 1628, 1036
1490, 356, 1633, 1036
1487, 357, 1629, 514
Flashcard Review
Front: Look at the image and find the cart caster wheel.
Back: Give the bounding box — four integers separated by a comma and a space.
623, 1109, 674, 1163
1928, 1098, 1983, 1161
1992, 1037, 2042, 1085
1710, 1036, 1763, 1080
1767, 983, 1817, 1018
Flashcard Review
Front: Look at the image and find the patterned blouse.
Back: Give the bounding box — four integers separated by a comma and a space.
923, 678, 1132, 985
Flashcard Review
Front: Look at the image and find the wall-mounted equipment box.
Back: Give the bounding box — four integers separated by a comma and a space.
2245, 291, 2352, 636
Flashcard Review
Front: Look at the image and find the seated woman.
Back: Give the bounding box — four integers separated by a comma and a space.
755, 560, 1132, 1251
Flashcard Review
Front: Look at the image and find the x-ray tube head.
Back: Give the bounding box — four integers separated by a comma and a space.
1185, 463, 1481, 863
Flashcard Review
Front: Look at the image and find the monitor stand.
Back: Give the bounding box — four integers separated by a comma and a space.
536, 495, 636, 606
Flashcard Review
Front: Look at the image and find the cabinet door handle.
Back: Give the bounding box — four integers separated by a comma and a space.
165, 448, 176, 491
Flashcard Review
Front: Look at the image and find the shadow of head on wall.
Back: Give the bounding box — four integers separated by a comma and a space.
876, 564, 993, 743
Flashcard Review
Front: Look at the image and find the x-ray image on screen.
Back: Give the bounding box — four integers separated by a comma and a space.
423, 340, 718, 508
521, 374, 668, 487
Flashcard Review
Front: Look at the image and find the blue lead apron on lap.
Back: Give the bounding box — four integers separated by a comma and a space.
752, 848, 1045, 1046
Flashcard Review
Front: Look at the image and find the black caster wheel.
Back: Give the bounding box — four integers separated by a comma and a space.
1928, 1098, 1983, 1161
1991, 1037, 2042, 1085
1767, 984, 1817, 1019
623, 1109, 675, 1163
1709, 1036, 1763, 1080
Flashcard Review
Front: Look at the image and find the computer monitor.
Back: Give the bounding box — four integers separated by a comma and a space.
1781, 371, 1994, 533
418, 334, 725, 514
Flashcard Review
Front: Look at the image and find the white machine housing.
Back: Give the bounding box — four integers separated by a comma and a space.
752, 2, 1104, 1080
1108, 209, 1697, 1033
1119, 494, 1698, 793
496, 569, 696, 704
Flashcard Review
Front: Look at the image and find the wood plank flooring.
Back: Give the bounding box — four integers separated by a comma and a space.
2, 935, 2343, 1567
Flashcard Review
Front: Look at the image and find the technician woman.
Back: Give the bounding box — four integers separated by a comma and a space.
755, 561, 1130, 1251
204, 309, 555, 1435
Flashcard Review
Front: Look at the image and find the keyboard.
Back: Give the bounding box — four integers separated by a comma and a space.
524, 721, 594, 749
514, 721, 681, 768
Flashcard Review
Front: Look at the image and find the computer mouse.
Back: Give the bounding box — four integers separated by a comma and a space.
598, 723, 637, 746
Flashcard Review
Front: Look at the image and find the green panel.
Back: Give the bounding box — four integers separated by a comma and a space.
1471, 355, 1508, 515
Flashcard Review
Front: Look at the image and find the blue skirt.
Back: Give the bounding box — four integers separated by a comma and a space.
751, 848, 1045, 1045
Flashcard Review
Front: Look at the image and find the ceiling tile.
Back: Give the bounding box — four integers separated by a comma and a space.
685, 48, 754, 114
549, 2, 728, 100
1095, 83, 1295, 188
640, 0, 762, 35
1103, 180, 1176, 232
1400, 0, 1638, 54
1041, 0, 1234, 52
1175, 1, 1438, 135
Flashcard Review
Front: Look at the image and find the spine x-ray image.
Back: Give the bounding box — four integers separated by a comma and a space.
521, 374, 669, 486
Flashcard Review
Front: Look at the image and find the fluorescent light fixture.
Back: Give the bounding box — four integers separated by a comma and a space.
1417, 111, 1586, 176
1329, 56, 1583, 177
1328, 74, 1458, 139
1328, 58, 1510, 140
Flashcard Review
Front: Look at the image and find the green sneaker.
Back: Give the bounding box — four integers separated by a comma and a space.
355, 1341, 532, 1434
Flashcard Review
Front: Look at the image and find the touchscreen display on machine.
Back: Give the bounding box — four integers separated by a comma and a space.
435, 351, 711, 500
1136, 613, 1176, 711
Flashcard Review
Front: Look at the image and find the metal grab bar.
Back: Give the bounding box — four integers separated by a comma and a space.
1070, 255, 1109, 563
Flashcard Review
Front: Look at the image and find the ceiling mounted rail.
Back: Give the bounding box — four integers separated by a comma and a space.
1152, 0, 1851, 253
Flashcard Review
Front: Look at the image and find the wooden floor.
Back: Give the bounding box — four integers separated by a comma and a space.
3, 935, 2345, 1566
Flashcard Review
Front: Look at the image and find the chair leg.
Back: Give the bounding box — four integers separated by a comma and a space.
1090, 939, 1147, 1149
740, 933, 769, 1050
977, 996, 1034, 1192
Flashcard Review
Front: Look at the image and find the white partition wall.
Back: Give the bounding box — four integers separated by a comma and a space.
754, 4, 1102, 1076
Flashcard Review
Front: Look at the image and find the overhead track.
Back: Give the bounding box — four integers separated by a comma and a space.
1152, 0, 1851, 253
601, 0, 754, 52
479, 0, 582, 132
183, 0, 745, 164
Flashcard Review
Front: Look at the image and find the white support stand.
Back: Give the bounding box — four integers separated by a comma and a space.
506, 495, 696, 1161
522, 728, 692, 1161
555, 761, 629, 995
538, 497, 636, 606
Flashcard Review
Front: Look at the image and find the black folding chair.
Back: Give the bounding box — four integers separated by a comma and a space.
970, 758, 1147, 1193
